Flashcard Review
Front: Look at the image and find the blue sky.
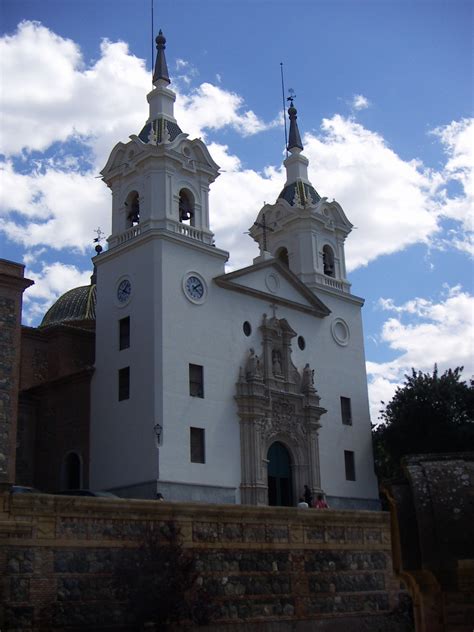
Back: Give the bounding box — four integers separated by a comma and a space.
1, 0, 472, 421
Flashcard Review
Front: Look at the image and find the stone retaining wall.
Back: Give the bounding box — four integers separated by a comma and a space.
0, 493, 411, 631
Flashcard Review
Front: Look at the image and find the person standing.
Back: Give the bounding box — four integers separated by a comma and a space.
314, 494, 329, 509
303, 485, 313, 507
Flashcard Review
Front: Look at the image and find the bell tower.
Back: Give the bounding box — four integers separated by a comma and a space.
90, 31, 228, 496
250, 98, 352, 293
101, 30, 220, 249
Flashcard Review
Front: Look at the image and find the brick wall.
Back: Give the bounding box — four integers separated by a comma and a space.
16, 325, 94, 491
0, 493, 411, 631
0, 260, 33, 489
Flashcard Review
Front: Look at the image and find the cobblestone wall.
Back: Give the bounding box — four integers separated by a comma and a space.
0, 493, 411, 631
384, 453, 474, 632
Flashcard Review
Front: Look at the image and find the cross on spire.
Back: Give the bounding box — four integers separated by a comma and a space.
93, 227, 104, 254
253, 213, 274, 252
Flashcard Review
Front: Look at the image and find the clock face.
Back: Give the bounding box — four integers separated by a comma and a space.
185, 275, 204, 300
117, 279, 132, 303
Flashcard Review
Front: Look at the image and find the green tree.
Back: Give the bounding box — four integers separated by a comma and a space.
373, 366, 474, 480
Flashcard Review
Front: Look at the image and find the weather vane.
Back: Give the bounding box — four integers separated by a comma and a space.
93, 227, 104, 254
287, 88, 296, 107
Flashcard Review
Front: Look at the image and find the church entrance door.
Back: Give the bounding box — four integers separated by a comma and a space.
267, 442, 293, 506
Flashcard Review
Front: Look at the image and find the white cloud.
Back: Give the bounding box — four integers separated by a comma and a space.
1, 21, 472, 334
22, 248, 46, 266
0, 21, 150, 160
175, 82, 275, 139
352, 94, 370, 110
0, 21, 277, 259
367, 285, 474, 423
432, 118, 474, 254
22, 261, 92, 325
0, 159, 111, 251
174, 58, 198, 85
303, 115, 440, 269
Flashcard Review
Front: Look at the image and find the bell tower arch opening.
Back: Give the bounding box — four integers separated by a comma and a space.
125, 190, 140, 227
179, 188, 195, 226
322, 244, 335, 277
276, 247, 289, 268
267, 441, 293, 507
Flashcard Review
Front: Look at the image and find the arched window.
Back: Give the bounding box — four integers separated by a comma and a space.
125, 191, 140, 227
179, 189, 195, 225
322, 245, 335, 277
63, 452, 82, 490
267, 442, 293, 506
276, 247, 289, 268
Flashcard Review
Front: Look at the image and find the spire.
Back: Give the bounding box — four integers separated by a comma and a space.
276, 94, 321, 206
139, 30, 183, 144
287, 97, 303, 152
153, 30, 170, 86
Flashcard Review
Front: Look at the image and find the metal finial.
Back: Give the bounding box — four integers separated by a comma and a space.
156, 29, 166, 47
153, 29, 170, 85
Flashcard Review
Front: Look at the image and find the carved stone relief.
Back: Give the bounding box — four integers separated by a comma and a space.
236, 313, 327, 506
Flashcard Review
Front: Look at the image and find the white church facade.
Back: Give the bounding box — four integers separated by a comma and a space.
88, 31, 379, 509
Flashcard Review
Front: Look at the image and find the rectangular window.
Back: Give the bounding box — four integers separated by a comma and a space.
189, 364, 204, 398
190, 427, 205, 463
344, 450, 356, 481
119, 316, 130, 350
118, 367, 130, 401
340, 396, 352, 425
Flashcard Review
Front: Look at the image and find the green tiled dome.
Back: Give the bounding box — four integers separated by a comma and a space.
40, 284, 96, 329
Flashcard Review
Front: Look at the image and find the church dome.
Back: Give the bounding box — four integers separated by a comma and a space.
278, 181, 320, 206
40, 284, 96, 329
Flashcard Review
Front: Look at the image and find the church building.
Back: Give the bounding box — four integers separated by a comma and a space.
9, 32, 379, 510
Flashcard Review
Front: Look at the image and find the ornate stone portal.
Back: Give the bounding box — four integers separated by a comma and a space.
236, 313, 327, 505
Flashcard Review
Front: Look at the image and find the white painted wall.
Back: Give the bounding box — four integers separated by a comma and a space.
91, 230, 378, 504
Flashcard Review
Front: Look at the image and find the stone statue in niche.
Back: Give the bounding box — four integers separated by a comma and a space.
301, 363, 315, 393
272, 349, 282, 375
245, 348, 261, 380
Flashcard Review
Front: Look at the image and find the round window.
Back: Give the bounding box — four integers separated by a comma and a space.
331, 318, 350, 346
297, 335, 306, 350
243, 321, 252, 337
